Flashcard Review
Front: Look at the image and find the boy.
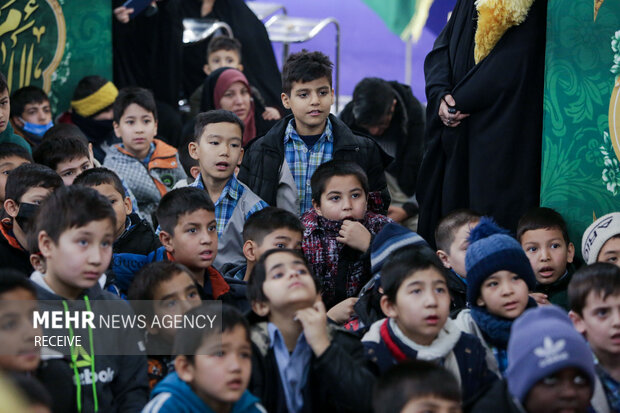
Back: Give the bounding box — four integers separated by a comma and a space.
568, 263, 620, 413
188, 109, 267, 270
302, 160, 391, 318
1, 164, 62, 275
73, 167, 160, 255
373, 360, 462, 413
10, 86, 53, 147
0, 143, 32, 204
143, 304, 265, 413
247, 248, 376, 413
435, 209, 481, 312
517, 207, 576, 309
30, 185, 148, 412
127, 262, 202, 389
582, 212, 620, 267
104, 87, 186, 223
173, 137, 201, 188
453, 216, 537, 375
33, 125, 93, 185
0, 72, 31, 153
238, 50, 390, 216
362, 245, 496, 402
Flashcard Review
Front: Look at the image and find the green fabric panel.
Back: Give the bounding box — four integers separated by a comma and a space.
362, 0, 418, 36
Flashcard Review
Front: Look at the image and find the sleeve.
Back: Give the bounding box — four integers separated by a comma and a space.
141, 392, 177, 413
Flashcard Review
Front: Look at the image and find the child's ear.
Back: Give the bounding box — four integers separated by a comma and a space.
567, 242, 575, 264
123, 196, 132, 215
281, 93, 291, 110
11, 116, 23, 128
243, 240, 258, 262
190, 166, 201, 180
237, 63, 244, 72
568, 310, 586, 335
38, 230, 54, 259
174, 356, 195, 383
153, 119, 158, 137
159, 230, 174, 253
203, 64, 211, 75
476, 296, 486, 307
436, 250, 452, 269
379, 295, 398, 318
312, 199, 322, 216
188, 141, 199, 160
237, 147, 244, 166
113, 121, 121, 138
3, 198, 18, 218
251, 300, 270, 317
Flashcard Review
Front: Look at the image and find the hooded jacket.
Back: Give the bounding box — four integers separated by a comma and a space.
113, 213, 161, 256
0, 122, 31, 153
143, 372, 266, 413
0, 218, 32, 275
30, 272, 149, 413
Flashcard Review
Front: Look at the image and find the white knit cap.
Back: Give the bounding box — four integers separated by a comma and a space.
581, 212, 620, 264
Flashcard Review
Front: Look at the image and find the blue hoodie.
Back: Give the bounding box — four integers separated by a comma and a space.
142, 372, 266, 413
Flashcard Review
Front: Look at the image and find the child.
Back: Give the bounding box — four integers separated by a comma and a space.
30, 185, 149, 411
172, 137, 201, 188
302, 160, 391, 318
238, 50, 390, 216
188, 109, 267, 270
9, 86, 53, 147
127, 262, 202, 389
0, 143, 32, 204
454, 217, 537, 375
104, 87, 186, 223
73, 167, 160, 255
33, 125, 93, 185
1, 164, 62, 275
373, 360, 462, 413
362, 245, 496, 402
0, 72, 31, 153
435, 209, 481, 312
517, 207, 576, 309
568, 263, 620, 413
247, 248, 376, 413
582, 212, 620, 267
143, 304, 265, 413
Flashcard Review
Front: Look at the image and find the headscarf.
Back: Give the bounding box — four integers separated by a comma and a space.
201, 67, 256, 145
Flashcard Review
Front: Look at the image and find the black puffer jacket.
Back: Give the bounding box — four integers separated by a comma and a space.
238, 114, 392, 213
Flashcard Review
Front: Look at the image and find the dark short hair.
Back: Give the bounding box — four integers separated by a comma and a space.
517, 207, 570, 244
381, 244, 449, 303
156, 187, 215, 235
310, 160, 369, 206
351, 77, 395, 126
73, 167, 125, 199
173, 303, 249, 361
34, 128, 90, 171
243, 207, 304, 244
281, 50, 333, 95
0, 269, 37, 296
42, 123, 89, 144
5, 163, 62, 203
113, 87, 158, 123
193, 109, 244, 142
0, 143, 33, 163
568, 263, 620, 316
247, 248, 320, 304
33, 185, 116, 245
72, 75, 113, 117
373, 360, 461, 413
207, 36, 242, 61
0, 72, 7, 94
435, 209, 482, 252
128, 261, 196, 301
10, 86, 49, 118
178, 137, 199, 177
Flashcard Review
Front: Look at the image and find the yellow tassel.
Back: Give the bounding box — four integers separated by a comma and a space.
474, 0, 535, 64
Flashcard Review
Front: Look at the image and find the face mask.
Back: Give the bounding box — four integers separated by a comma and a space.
20, 118, 54, 137
15, 202, 39, 231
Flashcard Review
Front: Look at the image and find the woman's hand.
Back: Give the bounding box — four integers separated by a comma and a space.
439, 94, 469, 127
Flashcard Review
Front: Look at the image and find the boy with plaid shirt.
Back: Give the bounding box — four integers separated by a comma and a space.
238, 50, 390, 216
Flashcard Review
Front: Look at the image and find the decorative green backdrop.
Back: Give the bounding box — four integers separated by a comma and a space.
0, 0, 112, 114
542, 0, 620, 254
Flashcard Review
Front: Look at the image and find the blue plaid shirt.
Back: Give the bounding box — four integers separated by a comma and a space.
190, 174, 267, 236
283, 119, 333, 215
596, 360, 620, 411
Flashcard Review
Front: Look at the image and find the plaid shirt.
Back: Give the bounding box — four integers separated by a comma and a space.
284, 119, 334, 215
596, 360, 620, 411
190, 174, 267, 236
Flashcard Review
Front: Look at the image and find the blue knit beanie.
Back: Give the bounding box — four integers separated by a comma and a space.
505, 305, 595, 403
465, 217, 536, 306
370, 223, 428, 275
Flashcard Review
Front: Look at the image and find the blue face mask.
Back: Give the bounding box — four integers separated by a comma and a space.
21, 119, 53, 137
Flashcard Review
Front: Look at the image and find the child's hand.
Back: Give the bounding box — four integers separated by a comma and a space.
262, 107, 281, 121
295, 301, 330, 357
113, 6, 134, 23
337, 220, 371, 252
529, 292, 549, 306
326, 297, 358, 324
